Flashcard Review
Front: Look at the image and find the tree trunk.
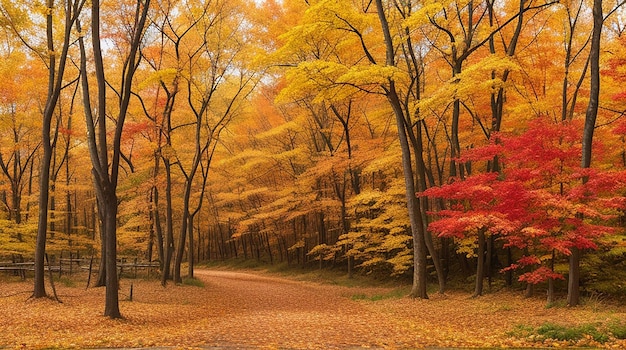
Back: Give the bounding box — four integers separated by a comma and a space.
187, 214, 195, 279
102, 193, 120, 319
506, 247, 513, 286
414, 122, 445, 293
547, 278, 555, 305
34, 0, 78, 299
473, 229, 486, 297
375, 0, 428, 299
567, 246, 581, 306
173, 207, 188, 284
78, 0, 150, 318
173, 183, 192, 283
152, 187, 164, 266
95, 204, 106, 287
34, 140, 52, 298
572, 0, 602, 307
161, 159, 174, 285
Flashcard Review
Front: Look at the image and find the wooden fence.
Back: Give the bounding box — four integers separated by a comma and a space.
0, 255, 160, 280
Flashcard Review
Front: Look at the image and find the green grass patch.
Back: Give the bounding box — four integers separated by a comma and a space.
182, 277, 205, 287
608, 320, 626, 339
537, 323, 607, 342
508, 324, 535, 338
56, 276, 76, 287
509, 322, 612, 344
545, 299, 567, 309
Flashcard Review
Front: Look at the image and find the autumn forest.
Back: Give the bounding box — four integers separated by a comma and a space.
1, 0, 626, 324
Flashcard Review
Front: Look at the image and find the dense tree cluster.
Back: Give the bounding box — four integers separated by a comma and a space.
1, 0, 626, 316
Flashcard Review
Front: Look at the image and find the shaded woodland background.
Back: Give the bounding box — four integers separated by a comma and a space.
2, 0, 626, 315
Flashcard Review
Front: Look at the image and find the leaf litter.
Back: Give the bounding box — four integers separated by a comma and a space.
0, 269, 625, 349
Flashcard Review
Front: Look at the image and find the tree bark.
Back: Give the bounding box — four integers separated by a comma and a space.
375, 0, 428, 298
188, 214, 195, 278
34, 0, 80, 299
573, 0, 602, 307
161, 155, 174, 284
151, 186, 165, 266
473, 229, 486, 297
78, 0, 150, 318
102, 191, 121, 319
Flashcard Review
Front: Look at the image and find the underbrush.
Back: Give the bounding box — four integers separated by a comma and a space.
509, 320, 626, 346
182, 277, 205, 287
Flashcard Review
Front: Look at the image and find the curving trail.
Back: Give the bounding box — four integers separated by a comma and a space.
187, 270, 405, 349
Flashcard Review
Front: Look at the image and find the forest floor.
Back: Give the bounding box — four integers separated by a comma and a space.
0, 268, 625, 349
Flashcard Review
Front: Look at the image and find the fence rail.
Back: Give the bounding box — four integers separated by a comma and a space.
0, 258, 161, 279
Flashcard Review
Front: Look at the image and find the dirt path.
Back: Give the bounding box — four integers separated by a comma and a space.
190, 270, 406, 349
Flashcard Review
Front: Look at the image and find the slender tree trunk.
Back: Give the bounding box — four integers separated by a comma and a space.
25, 161, 35, 223
102, 192, 120, 318
450, 93, 463, 178
34, 138, 52, 298
414, 122, 445, 293
474, 229, 486, 297
66, 154, 73, 247
95, 202, 106, 287
572, 0, 602, 307
547, 278, 555, 305
161, 159, 174, 285
34, 0, 78, 299
173, 199, 190, 284
152, 186, 164, 266
376, 0, 428, 298
187, 214, 195, 279
78, 0, 150, 318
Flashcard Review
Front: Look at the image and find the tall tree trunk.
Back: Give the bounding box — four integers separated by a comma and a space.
161, 158, 174, 285
572, 0, 602, 307
78, 0, 150, 318
34, 0, 79, 299
34, 132, 53, 298
376, 0, 428, 298
414, 121, 445, 293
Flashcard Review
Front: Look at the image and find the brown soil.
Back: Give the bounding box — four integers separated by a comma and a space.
0, 269, 624, 349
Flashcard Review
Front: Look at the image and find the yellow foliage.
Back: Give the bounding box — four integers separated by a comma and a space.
386, 250, 413, 275
256, 120, 304, 139
337, 64, 409, 87
137, 68, 179, 90
276, 60, 348, 103
308, 243, 340, 261
358, 257, 386, 268
380, 233, 411, 252
417, 55, 520, 111
457, 236, 478, 258
403, 2, 445, 28
271, 147, 308, 163
0, 220, 36, 256
288, 239, 305, 251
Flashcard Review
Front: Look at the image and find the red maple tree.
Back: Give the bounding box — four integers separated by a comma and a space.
424, 118, 626, 287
